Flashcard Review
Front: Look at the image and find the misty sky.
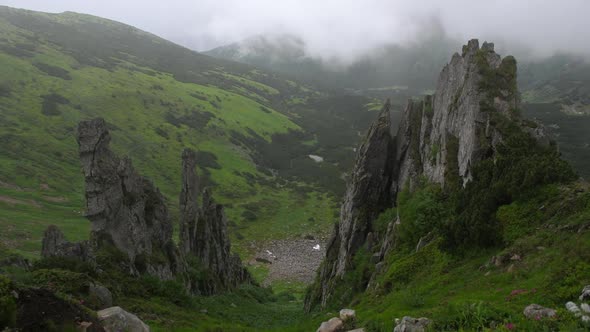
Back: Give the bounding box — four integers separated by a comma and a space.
1, 0, 589, 60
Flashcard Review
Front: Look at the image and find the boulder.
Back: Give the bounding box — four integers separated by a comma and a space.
97, 306, 150, 332
89, 282, 113, 309
317, 317, 344, 332
393, 316, 431, 332
580, 285, 590, 301
339, 308, 356, 321
566, 301, 582, 317
523, 304, 557, 319
581, 303, 590, 313
41, 225, 91, 261
346, 329, 366, 332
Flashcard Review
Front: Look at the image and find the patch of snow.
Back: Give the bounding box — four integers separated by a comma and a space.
308, 154, 324, 163
313, 244, 321, 250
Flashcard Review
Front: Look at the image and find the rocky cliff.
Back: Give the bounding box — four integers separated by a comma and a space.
42, 119, 249, 293
180, 149, 251, 294
305, 39, 550, 309
76, 118, 184, 279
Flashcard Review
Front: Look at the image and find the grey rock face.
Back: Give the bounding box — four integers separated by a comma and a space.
306, 39, 534, 310
77, 118, 182, 280
524, 304, 557, 319
339, 308, 356, 321
97, 306, 150, 332
393, 39, 516, 194
41, 225, 91, 261
179, 149, 199, 255
580, 285, 590, 301
89, 282, 113, 309
393, 316, 431, 332
566, 301, 582, 317
316, 317, 344, 332
305, 102, 395, 309
179, 148, 251, 294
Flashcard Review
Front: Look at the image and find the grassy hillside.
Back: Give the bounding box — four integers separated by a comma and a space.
316, 181, 590, 331
0, 6, 379, 261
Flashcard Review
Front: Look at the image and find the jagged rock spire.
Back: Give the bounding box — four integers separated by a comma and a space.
306, 39, 529, 310
77, 118, 182, 279
305, 100, 395, 310
179, 148, 199, 255
179, 149, 251, 294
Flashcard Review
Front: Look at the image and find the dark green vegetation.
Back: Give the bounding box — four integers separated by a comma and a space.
0, 6, 381, 261
522, 103, 590, 179
0, 242, 330, 331
309, 82, 588, 330
320, 180, 590, 331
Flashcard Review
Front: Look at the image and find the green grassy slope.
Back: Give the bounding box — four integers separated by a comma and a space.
0, 6, 377, 259
330, 182, 590, 331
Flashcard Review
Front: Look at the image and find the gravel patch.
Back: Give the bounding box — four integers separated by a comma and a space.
254, 237, 327, 286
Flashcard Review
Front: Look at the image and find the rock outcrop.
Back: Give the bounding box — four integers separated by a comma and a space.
305, 39, 546, 309
179, 148, 251, 294
393, 316, 431, 332
77, 118, 183, 280
316, 317, 344, 332
305, 102, 395, 309
523, 304, 557, 319
41, 225, 92, 261
40, 121, 249, 294
97, 306, 150, 332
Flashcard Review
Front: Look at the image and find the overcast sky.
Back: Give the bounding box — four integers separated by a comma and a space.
1, 0, 589, 60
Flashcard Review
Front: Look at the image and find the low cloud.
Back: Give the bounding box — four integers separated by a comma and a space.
3, 0, 589, 60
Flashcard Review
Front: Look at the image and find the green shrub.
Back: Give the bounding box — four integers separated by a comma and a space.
0, 275, 16, 329
381, 239, 448, 291
435, 301, 508, 331
31, 269, 91, 296
32, 256, 96, 276
396, 183, 451, 249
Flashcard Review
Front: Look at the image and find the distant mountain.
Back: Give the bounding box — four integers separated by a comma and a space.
205, 32, 460, 93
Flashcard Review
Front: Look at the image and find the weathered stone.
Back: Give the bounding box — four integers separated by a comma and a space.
89, 282, 113, 309
415, 232, 434, 252
317, 317, 344, 332
580, 285, 590, 301
306, 39, 526, 310
305, 102, 395, 310
179, 149, 251, 294
97, 306, 149, 332
339, 308, 356, 321
179, 148, 199, 255
393, 316, 431, 332
581, 303, 590, 313
41, 225, 91, 261
0, 250, 30, 271
378, 218, 400, 261
77, 118, 183, 280
566, 301, 582, 317
346, 329, 366, 332
523, 304, 557, 319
